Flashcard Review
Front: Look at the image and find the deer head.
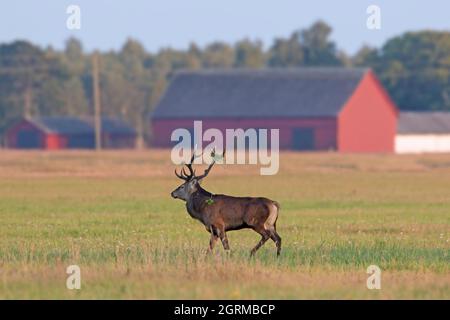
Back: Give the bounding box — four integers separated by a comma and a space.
170, 149, 222, 201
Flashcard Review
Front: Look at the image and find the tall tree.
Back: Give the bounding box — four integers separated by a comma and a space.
268, 21, 341, 67
268, 33, 304, 67
60, 38, 89, 116
365, 31, 450, 110
64, 37, 85, 75
0, 41, 45, 118
202, 42, 234, 68
352, 45, 378, 67
185, 43, 202, 69
118, 38, 153, 147
234, 39, 265, 68
300, 20, 341, 66
0, 41, 68, 135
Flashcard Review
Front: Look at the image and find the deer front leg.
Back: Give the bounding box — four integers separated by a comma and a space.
207, 226, 219, 253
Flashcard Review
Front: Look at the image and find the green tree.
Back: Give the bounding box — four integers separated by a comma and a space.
300, 20, 341, 66
185, 43, 202, 69
0, 41, 68, 137
367, 31, 450, 110
234, 39, 265, 68
202, 42, 234, 68
59, 38, 89, 116
64, 37, 85, 75
117, 39, 153, 147
352, 45, 378, 67
268, 21, 341, 67
268, 33, 304, 67
0, 41, 45, 118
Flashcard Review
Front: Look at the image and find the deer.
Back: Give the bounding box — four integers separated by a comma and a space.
170, 149, 282, 257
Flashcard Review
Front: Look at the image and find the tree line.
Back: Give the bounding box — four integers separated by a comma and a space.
1, 20, 450, 145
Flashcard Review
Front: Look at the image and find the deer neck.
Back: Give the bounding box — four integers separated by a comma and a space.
185, 187, 213, 223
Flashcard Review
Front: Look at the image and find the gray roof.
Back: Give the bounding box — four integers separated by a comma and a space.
27, 116, 136, 135
398, 112, 450, 134
84, 117, 136, 135
152, 68, 370, 119
30, 117, 93, 134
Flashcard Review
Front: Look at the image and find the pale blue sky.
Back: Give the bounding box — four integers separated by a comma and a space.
1, 1, 449, 54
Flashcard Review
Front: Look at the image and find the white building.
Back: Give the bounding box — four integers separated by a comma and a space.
395, 112, 450, 154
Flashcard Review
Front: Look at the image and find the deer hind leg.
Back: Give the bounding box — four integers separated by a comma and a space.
250, 230, 270, 257
264, 204, 281, 257
269, 229, 282, 257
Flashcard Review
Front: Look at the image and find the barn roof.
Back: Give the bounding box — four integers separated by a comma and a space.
398, 112, 450, 134
30, 117, 93, 134
83, 117, 137, 135
26, 116, 136, 135
152, 68, 370, 119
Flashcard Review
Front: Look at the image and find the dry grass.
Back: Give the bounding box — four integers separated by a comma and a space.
0, 150, 449, 299
1, 262, 449, 299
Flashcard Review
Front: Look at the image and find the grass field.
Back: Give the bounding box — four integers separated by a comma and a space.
0, 150, 448, 299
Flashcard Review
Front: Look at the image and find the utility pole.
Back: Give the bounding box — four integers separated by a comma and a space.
92, 51, 102, 150
23, 85, 33, 118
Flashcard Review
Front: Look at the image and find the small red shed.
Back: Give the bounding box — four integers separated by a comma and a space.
5, 116, 136, 149
150, 68, 398, 152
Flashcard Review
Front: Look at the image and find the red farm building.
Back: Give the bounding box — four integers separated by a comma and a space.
5, 116, 136, 149
150, 68, 398, 152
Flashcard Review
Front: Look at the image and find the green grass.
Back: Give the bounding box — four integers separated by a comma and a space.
0, 151, 449, 299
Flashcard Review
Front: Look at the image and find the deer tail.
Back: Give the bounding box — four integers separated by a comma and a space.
264, 201, 280, 231
273, 201, 280, 211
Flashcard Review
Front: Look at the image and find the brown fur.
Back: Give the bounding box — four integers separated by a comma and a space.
172, 181, 282, 257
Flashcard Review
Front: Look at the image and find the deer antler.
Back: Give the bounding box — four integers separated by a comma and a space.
174, 150, 201, 181
183, 152, 197, 178
196, 148, 225, 180
174, 168, 190, 181
174, 148, 224, 181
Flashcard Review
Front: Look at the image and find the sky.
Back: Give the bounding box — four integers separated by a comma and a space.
0, 1, 449, 55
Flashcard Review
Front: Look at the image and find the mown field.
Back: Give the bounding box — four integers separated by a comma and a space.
0, 150, 448, 299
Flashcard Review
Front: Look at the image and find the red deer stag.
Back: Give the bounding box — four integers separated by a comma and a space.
171, 150, 281, 257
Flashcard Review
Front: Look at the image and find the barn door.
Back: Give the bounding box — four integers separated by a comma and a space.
292, 128, 315, 150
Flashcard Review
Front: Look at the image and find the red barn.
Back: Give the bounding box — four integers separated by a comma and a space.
151, 68, 398, 152
5, 116, 136, 149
